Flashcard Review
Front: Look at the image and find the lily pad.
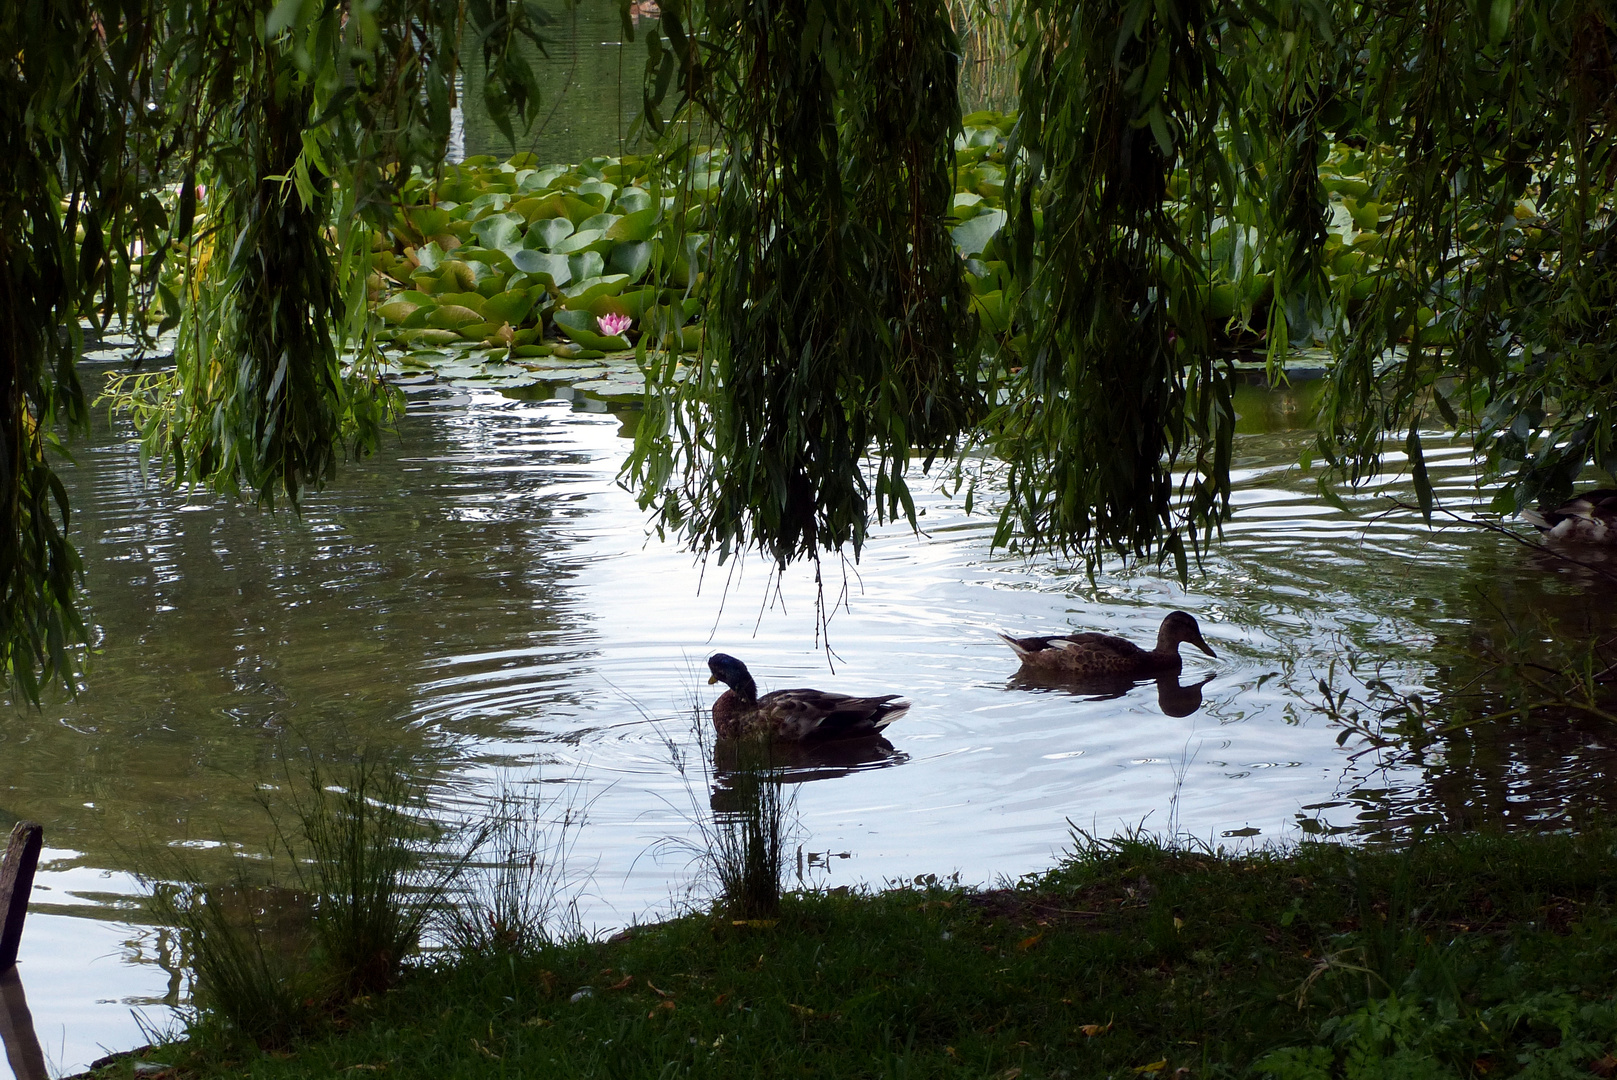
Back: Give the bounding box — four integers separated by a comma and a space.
561, 273, 632, 306
951, 209, 1007, 257
616, 188, 654, 214
568, 250, 605, 283
552, 309, 631, 351
407, 207, 453, 240
427, 304, 485, 329
377, 298, 425, 324
510, 249, 572, 287
553, 228, 605, 255
481, 289, 538, 326
605, 207, 661, 242
579, 212, 621, 234
471, 212, 526, 254
608, 240, 654, 281
528, 217, 575, 250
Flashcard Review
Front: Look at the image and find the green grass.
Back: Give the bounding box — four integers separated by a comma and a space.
105, 829, 1617, 1079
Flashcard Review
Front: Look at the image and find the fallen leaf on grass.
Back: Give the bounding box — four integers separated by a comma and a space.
1080, 1020, 1114, 1037
1017, 932, 1044, 950
788, 1004, 815, 1017
647, 1000, 677, 1018
647, 980, 672, 998
1133, 1060, 1168, 1074
471, 1039, 500, 1061
523, 1016, 553, 1028
997, 1069, 1023, 1080
608, 975, 633, 991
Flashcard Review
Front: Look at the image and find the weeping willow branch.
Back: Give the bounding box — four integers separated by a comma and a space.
626, 0, 981, 570
5, 0, 554, 700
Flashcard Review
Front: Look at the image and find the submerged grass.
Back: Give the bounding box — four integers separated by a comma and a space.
113, 826, 1617, 1079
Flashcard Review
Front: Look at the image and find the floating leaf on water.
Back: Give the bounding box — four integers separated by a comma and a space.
528, 217, 575, 250
435, 292, 489, 315
951, 208, 1007, 257
526, 164, 569, 191
568, 250, 605, 284
561, 274, 633, 309
471, 211, 526, 254
377, 299, 423, 324
412, 329, 463, 345
513, 344, 554, 358
553, 228, 606, 256
482, 290, 538, 326
605, 207, 660, 243
576, 179, 617, 206
427, 305, 485, 329
407, 207, 452, 241
609, 241, 654, 282
559, 193, 603, 224
574, 378, 645, 397
950, 191, 985, 219
579, 211, 620, 234
616, 188, 654, 214
510, 249, 572, 287
414, 241, 447, 272
970, 290, 1011, 336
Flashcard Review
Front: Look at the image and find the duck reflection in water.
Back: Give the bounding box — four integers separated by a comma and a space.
708, 737, 908, 815
1008, 669, 1216, 717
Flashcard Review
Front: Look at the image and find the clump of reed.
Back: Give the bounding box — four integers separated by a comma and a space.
440, 785, 589, 956
659, 701, 800, 922
707, 740, 793, 920
146, 757, 509, 1048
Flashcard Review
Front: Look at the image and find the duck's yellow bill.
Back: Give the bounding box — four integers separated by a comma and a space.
707, 674, 719, 685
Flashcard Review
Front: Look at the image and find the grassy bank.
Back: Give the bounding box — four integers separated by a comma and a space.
96, 828, 1617, 1080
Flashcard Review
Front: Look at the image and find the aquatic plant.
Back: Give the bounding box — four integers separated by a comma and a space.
598, 312, 633, 338
441, 786, 591, 957
147, 758, 487, 1046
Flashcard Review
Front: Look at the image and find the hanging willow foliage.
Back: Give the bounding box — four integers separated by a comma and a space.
1313, 0, 1617, 514
626, 0, 981, 569
997, 0, 1239, 575
2, 0, 163, 701
114, 0, 552, 506
635, 0, 1615, 576
4, 0, 551, 701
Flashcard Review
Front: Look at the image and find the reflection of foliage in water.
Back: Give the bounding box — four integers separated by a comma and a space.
1311, 603, 1617, 839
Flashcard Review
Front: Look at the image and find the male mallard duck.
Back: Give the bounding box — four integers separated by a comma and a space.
706, 653, 910, 741
999, 611, 1217, 679
1521, 488, 1617, 545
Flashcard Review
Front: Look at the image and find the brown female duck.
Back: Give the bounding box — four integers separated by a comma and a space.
706, 653, 910, 741
1521, 488, 1617, 545
999, 610, 1217, 679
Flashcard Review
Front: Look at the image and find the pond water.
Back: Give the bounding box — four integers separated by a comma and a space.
5, 361, 1617, 1076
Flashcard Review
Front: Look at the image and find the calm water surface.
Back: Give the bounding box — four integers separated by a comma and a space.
5, 367, 1616, 1075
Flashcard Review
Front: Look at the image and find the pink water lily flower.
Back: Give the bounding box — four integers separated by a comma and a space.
598, 313, 632, 338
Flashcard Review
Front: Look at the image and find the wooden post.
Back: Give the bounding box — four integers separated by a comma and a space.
0, 822, 43, 972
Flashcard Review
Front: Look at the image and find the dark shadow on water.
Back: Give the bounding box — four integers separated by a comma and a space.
709, 737, 908, 814
1007, 671, 1215, 717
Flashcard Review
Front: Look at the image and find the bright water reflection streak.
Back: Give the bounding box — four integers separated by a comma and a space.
4, 374, 1616, 1075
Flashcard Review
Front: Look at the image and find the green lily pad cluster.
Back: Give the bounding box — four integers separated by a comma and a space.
946, 114, 1522, 354
365, 116, 1502, 394
368, 151, 711, 378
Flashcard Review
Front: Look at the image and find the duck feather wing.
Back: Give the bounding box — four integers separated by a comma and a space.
758, 689, 910, 740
